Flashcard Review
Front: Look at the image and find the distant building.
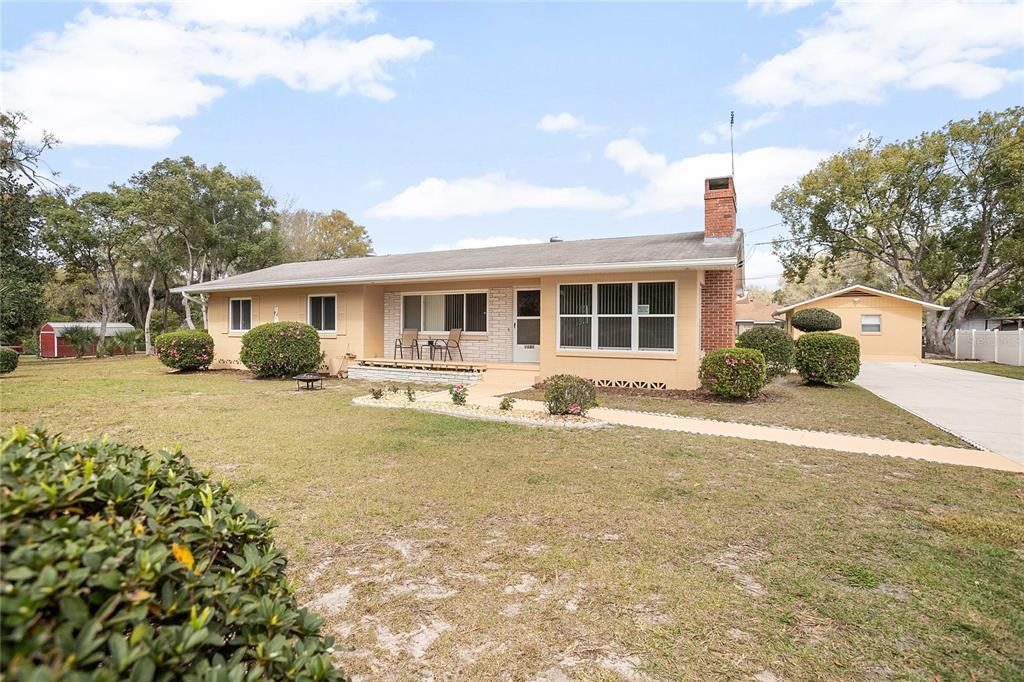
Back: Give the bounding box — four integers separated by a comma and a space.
39, 322, 135, 358
735, 299, 781, 336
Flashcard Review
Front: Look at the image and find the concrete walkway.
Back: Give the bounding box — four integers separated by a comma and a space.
855, 362, 1024, 466
418, 366, 1024, 473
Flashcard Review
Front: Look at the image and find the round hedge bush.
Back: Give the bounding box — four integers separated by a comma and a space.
542, 374, 598, 416
239, 322, 324, 378
153, 329, 214, 371
736, 326, 794, 379
0, 425, 347, 681
795, 332, 861, 384
699, 347, 768, 399
0, 347, 18, 374
791, 307, 842, 332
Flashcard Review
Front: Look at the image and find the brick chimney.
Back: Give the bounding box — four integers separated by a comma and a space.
704, 176, 736, 241
701, 176, 737, 351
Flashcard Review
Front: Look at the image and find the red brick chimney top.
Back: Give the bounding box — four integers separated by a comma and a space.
704, 176, 736, 241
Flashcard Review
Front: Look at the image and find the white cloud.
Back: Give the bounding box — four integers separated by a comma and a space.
699, 111, 781, 145
430, 236, 545, 251
734, 1, 1024, 107
747, 0, 817, 14
366, 173, 627, 219
165, 1, 376, 29
537, 112, 603, 137
2, 4, 432, 147
604, 138, 828, 215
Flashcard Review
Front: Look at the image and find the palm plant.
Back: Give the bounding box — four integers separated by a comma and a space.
111, 329, 143, 356
60, 326, 99, 359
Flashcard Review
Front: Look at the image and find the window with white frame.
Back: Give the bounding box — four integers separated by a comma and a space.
860, 314, 881, 333
402, 292, 487, 333
308, 295, 336, 333
558, 281, 675, 352
229, 298, 251, 332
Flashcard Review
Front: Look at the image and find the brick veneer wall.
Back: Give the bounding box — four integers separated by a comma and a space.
383, 287, 514, 363
347, 365, 482, 385
701, 270, 736, 351
704, 177, 737, 240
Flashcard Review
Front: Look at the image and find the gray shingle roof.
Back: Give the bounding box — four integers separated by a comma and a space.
174, 231, 740, 293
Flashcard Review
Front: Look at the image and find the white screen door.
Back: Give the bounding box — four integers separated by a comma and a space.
513, 289, 541, 363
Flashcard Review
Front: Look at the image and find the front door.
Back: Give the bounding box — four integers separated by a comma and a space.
513, 289, 541, 363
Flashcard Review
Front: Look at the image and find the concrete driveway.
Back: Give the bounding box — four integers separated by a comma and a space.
855, 362, 1024, 465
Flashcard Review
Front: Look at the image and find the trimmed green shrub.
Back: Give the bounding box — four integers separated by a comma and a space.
448, 383, 468, 405
0, 347, 18, 374
61, 325, 100, 359
795, 332, 861, 384
699, 347, 768, 399
239, 322, 323, 378
543, 374, 598, 416
0, 425, 347, 681
154, 329, 214, 371
112, 328, 144, 356
736, 326, 794, 379
791, 307, 842, 332
498, 396, 516, 411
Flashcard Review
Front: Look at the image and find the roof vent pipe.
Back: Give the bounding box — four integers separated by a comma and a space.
549, 236, 563, 242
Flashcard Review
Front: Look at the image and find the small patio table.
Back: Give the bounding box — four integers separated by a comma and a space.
420, 339, 439, 360
293, 373, 324, 391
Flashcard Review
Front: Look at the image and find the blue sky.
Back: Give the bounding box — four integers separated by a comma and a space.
3, 1, 1022, 287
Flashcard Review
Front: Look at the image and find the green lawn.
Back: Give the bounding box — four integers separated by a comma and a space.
510, 375, 969, 447
3, 356, 1022, 681
937, 361, 1024, 381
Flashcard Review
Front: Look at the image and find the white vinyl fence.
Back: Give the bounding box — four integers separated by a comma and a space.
954, 329, 1024, 366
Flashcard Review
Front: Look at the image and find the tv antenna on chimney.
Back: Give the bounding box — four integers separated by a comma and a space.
729, 110, 735, 177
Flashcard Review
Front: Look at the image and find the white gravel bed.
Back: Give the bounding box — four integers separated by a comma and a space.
352, 394, 607, 430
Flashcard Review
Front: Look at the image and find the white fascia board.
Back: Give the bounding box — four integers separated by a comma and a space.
772, 284, 948, 314
170, 257, 738, 294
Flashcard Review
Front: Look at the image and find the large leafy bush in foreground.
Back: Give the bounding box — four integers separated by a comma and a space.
736, 326, 794, 379
795, 332, 861, 384
240, 322, 323, 378
699, 347, 768, 399
0, 426, 347, 681
542, 374, 598, 416
791, 307, 842, 332
0, 347, 18, 374
154, 329, 214, 371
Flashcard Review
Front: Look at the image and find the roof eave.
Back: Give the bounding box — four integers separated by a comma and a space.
171, 257, 739, 294
773, 284, 949, 314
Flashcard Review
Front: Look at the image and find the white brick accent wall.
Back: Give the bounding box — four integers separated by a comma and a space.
383, 288, 513, 363
347, 366, 482, 385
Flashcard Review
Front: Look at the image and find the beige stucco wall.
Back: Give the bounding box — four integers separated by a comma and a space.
206, 269, 706, 388
538, 270, 702, 390
785, 294, 925, 361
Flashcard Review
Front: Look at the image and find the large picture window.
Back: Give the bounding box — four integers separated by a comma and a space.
229, 298, 251, 332
558, 281, 675, 352
308, 295, 336, 333
402, 292, 487, 333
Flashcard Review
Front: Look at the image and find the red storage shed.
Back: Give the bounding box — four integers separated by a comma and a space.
39, 322, 136, 358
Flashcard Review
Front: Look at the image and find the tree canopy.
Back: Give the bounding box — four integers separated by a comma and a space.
772, 107, 1024, 352
279, 208, 373, 261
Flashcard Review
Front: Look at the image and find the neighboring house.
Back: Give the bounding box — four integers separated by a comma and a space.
734, 298, 781, 336
173, 177, 744, 390
955, 300, 1024, 331
39, 322, 135, 358
774, 285, 946, 362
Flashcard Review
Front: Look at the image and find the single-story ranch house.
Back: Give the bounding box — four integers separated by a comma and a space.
774, 284, 947, 362
174, 177, 745, 389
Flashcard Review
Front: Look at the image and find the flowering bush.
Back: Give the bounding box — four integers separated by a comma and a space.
736, 325, 794, 379
153, 329, 214, 371
239, 322, 323, 378
795, 332, 860, 384
448, 383, 468, 405
699, 347, 767, 399
0, 425, 347, 681
498, 395, 516, 411
542, 374, 598, 416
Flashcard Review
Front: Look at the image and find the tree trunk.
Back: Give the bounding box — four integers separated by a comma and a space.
144, 272, 156, 355
182, 293, 196, 329
923, 312, 948, 355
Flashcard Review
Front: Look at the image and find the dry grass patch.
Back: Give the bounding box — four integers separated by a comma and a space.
2, 356, 1022, 680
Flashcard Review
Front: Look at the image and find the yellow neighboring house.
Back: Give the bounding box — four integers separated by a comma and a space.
172, 177, 746, 390
774, 285, 947, 361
